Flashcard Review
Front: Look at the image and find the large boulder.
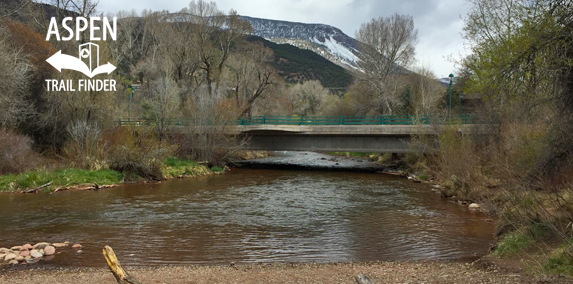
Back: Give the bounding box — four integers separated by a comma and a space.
19, 249, 30, 257
468, 203, 480, 209
22, 244, 33, 250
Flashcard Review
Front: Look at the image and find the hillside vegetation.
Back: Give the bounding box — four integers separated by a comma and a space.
247, 36, 354, 90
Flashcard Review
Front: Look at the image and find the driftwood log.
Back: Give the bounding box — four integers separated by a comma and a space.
23, 181, 53, 193
103, 245, 142, 284
355, 274, 374, 284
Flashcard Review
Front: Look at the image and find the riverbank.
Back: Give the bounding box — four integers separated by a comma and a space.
0, 158, 220, 194
1, 260, 570, 283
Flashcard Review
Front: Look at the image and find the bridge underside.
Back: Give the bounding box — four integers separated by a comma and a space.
241, 134, 413, 153
166, 124, 482, 153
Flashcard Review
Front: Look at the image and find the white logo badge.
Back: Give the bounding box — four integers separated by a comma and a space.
46, 42, 116, 78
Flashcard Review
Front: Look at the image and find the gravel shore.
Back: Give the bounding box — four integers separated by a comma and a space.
1, 261, 572, 284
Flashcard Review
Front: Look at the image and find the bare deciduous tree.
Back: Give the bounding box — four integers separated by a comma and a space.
144, 76, 180, 142
410, 66, 445, 114
66, 120, 103, 168
182, 0, 251, 96
0, 28, 33, 128
287, 80, 331, 116
356, 13, 418, 114
226, 42, 277, 117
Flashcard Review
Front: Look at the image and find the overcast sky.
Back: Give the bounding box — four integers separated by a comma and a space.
98, 0, 471, 78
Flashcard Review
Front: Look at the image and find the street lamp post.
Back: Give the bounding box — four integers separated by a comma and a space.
459, 93, 463, 115
448, 73, 454, 121
129, 86, 135, 125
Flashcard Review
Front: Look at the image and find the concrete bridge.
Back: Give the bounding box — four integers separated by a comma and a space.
121, 115, 484, 153
230, 124, 480, 153
162, 124, 481, 153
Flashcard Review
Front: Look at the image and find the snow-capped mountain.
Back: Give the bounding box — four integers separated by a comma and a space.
240, 16, 360, 70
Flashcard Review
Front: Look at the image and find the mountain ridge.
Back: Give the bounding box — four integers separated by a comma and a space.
239, 15, 360, 70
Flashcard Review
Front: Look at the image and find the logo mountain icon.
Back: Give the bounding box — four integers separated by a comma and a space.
46, 42, 116, 78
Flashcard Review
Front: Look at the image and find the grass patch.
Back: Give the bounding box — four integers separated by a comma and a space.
211, 166, 224, 173
418, 173, 429, 180
494, 230, 532, 256
164, 157, 199, 168
0, 168, 123, 192
162, 158, 209, 178
544, 245, 573, 275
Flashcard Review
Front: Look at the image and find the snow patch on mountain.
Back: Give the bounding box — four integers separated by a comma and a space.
240, 16, 361, 70
312, 36, 360, 67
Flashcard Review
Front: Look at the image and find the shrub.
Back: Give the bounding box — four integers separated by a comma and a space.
211, 166, 224, 173
108, 127, 173, 181
0, 128, 41, 174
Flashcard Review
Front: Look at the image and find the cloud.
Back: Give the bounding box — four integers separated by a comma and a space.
97, 0, 470, 77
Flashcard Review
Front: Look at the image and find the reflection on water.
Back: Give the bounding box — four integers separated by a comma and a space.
0, 169, 495, 267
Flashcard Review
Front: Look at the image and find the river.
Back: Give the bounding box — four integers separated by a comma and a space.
0, 164, 495, 268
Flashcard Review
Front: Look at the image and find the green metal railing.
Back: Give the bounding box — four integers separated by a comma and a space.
237, 114, 476, 125
118, 114, 478, 126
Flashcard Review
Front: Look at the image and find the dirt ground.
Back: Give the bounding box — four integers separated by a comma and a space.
1, 260, 572, 284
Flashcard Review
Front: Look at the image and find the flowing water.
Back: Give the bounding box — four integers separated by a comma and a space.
0, 168, 495, 267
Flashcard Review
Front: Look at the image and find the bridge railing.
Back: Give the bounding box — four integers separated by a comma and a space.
118, 114, 478, 126
237, 114, 476, 126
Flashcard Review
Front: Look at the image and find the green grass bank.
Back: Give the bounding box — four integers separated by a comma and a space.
0, 158, 218, 193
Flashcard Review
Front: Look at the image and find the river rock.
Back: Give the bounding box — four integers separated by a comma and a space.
0, 253, 5, 261
33, 242, 50, 250
469, 203, 480, 209
72, 244, 83, 249
44, 246, 56, 256
19, 249, 30, 257
30, 249, 43, 258
22, 244, 33, 250
10, 245, 22, 251
0, 247, 10, 253
15, 255, 24, 262
5, 253, 17, 261
9, 259, 19, 265
52, 242, 69, 248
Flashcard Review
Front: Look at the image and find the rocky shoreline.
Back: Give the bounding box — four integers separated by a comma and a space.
234, 151, 395, 173
0, 242, 82, 267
